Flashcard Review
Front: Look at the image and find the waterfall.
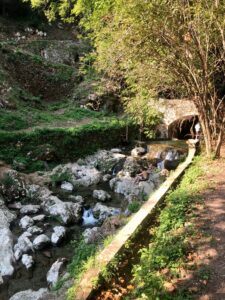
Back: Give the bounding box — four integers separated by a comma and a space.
82, 208, 98, 226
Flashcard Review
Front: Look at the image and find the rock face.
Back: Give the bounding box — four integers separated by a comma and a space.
14, 232, 34, 261
42, 196, 82, 224
20, 205, 41, 215
9, 288, 48, 300
33, 234, 50, 250
46, 258, 65, 287
93, 190, 111, 202
93, 203, 121, 222
51, 226, 66, 245
0, 197, 16, 277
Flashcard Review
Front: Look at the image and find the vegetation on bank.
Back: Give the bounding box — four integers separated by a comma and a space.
129, 156, 209, 299
0, 118, 136, 172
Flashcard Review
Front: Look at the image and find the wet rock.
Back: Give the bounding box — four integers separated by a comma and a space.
93, 203, 121, 222
46, 258, 66, 287
61, 182, 73, 191
0, 228, 15, 276
42, 195, 82, 224
27, 226, 43, 235
20, 205, 41, 215
14, 232, 34, 260
93, 190, 111, 202
21, 254, 34, 269
131, 147, 146, 157
51, 226, 66, 245
20, 216, 34, 230
33, 234, 50, 250
83, 227, 100, 244
9, 288, 48, 300
32, 214, 46, 222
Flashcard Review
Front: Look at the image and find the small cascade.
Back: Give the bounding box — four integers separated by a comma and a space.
82, 208, 98, 226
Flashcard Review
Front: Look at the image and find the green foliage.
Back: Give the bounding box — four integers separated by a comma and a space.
50, 171, 71, 186
128, 201, 141, 213
124, 91, 162, 139
130, 156, 207, 299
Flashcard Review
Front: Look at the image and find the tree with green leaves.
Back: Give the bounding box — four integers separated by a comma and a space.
24, 0, 225, 157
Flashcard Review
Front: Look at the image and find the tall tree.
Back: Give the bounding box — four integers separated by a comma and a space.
24, 0, 225, 157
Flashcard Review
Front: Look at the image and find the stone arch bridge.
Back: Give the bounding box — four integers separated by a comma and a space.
150, 99, 198, 139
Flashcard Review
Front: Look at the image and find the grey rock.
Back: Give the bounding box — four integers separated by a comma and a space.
14, 232, 34, 260
93, 203, 121, 222
20, 205, 41, 215
61, 182, 73, 191
51, 226, 66, 245
21, 254, 34, 269
93, 190, 111, 202
27, 226, 43, 235
20, 216, 34, 230
46, 258, 66, 287
33, 234, 50, 250
42, 195, 82, 224
0, 228, 15, 276
9, 288, 48, 300
32, 214, 46, 222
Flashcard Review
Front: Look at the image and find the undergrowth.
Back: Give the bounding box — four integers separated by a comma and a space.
130, 155, 209, 300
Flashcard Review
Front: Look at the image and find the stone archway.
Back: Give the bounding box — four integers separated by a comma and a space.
168, 115, 199, 139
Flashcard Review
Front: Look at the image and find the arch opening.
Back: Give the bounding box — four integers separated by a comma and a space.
168, 115, 199, 140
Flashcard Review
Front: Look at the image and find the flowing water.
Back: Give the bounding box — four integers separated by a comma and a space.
0, 140, 188, 300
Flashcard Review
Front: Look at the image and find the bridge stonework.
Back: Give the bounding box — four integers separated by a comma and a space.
150, 98, 198, 138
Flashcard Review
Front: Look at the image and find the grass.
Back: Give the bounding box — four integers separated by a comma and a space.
0, 117, 135, 172
129, 155, 209, 300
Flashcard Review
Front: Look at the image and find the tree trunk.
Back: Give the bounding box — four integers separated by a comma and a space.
215, 123, 224, 158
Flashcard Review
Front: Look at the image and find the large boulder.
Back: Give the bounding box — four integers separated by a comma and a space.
93, 203, 121, 222
93, 190, 111, 202
51, 163, 101, 187
82, 150, 126, 173
9, 288, 48, 300
42, 196, 82, 224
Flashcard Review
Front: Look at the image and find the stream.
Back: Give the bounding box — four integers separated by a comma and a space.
0, 140, 188, 300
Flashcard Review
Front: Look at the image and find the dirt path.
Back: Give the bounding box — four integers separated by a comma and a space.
173, 145, 225, 299
194, 147, 225, 299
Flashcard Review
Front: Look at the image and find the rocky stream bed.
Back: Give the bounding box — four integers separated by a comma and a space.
0, 141, 188, 300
